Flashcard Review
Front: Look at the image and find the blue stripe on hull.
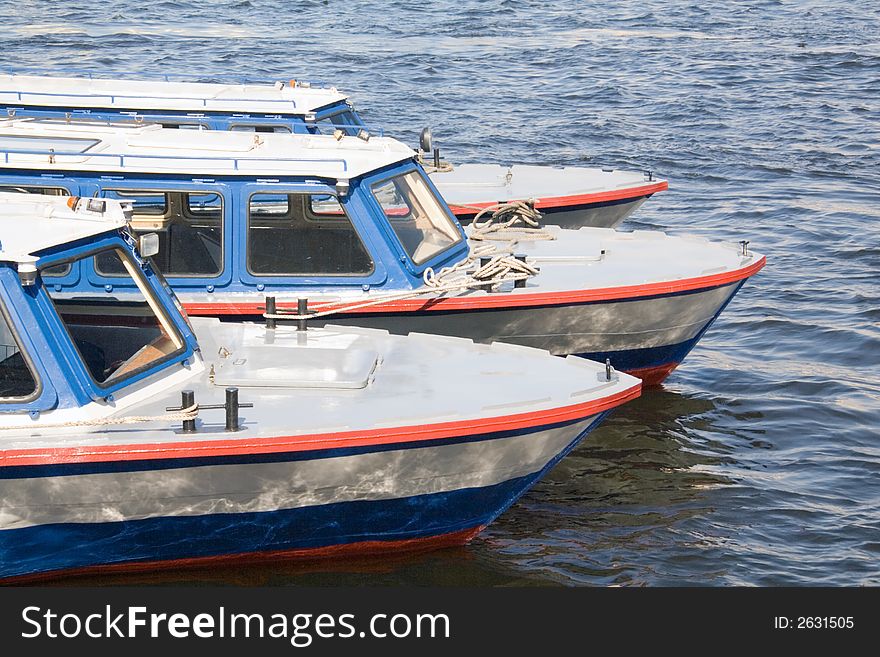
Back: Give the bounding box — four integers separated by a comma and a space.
580, 280, 747, 373
578, 335, 702, 373
0, 481, 514, 579
0, 413, 609, 579
0, 414, 590, 481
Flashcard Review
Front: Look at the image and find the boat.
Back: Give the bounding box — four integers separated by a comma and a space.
0, 117, 764, 385
0, 192, 641, 581
436, 163, 665, 229
0, 72, 668, 228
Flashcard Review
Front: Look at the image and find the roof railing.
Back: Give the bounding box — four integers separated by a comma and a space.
0, 113, 386, 138
0, 146, 349, 173
0, 68, 338, 91
0, 87, 304, 111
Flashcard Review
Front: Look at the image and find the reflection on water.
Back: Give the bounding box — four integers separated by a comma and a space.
474, 389, 738, 586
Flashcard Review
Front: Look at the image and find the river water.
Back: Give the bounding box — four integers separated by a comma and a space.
0, 0, 877, 586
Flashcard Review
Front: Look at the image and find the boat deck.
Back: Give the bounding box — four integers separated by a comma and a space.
435, 163, 667, 207
0, 321, 635, 452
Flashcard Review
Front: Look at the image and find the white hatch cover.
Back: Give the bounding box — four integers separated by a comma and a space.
213, 345, 378, 389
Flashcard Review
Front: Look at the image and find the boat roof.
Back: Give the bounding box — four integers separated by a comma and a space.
0, 74, 349, 115
0, 191, 127, 263
0, 117, 415, 179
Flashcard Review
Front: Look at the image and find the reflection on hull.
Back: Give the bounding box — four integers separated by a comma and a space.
306, 282, 746, 386
1, 414, 607, 582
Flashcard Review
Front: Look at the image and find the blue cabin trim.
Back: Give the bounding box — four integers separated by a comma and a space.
359, 162, 469, 279
0, 159, 471, 298
30, 232, 199, 403
0, 267, 60, 412
2, 100, 366, 135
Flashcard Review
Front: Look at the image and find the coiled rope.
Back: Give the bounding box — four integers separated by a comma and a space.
417, 152, 454, 174
423, 244, 539, 292
420, 160, 455, 174
468, 200, 556, 243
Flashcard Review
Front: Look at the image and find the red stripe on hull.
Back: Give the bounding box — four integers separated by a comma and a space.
3, 526, 484, 585
0, 385, 640, 467
183, 256, 766, 317
625, 361, 680, 387
447, 180, 669, 216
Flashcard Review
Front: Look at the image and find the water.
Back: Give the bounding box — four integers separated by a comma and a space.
1, 0, 877, 586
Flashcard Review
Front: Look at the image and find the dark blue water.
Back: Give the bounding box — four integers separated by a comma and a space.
1, 0, 877, 586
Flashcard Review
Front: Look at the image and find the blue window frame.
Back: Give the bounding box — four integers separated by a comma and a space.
0, 266, 58, 412
92, 182, 233, 291
35, 235, 196, 400
362, 164, 468, 276
0, 287, 41, 402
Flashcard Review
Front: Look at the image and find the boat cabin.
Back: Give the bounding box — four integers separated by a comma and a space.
0, 193, 198, 416
0, 118, 467, 298
0, 73, 365, 135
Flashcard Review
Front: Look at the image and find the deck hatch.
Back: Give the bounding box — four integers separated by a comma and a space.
213, 345, 378, 389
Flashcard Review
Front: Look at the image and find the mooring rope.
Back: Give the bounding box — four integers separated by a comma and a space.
421, 242, 496, 287
262, 244, 539, 322
261, 201, 553, 323
420, 160, 455, 174
262, 272, 532, 321
0, 404, 200, 432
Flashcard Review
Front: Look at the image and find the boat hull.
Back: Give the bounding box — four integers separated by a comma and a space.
0, 412, 609, 581
449, 194, 650, 229
209, 280, 747, 387
432, 163, 668, 229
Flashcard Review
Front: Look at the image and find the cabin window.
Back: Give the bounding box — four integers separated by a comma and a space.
0, 300, 37, 400
0, 185, 69, 197
45, 248, 186, 387
247, 192, 373, 276
314, 110, 361, 135
159, 122, 209, 130
230, 124, 292, 133
308, 194, 346, 219
371, 171, 462, 265
95, 189, 224, 277
41, 263, 72, 278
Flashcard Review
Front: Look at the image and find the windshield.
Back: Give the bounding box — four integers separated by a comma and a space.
44, 247, 186, 387
314, 110, 362, 136
0, 300, 37, 400
371, 170, 462, 265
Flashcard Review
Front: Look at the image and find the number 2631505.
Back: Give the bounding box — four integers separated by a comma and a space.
774, 617, 854, 629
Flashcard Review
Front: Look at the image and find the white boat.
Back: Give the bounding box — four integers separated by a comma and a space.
0, 72, 667, 228
0, 192, 640, 581
0, 117, 763, 385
